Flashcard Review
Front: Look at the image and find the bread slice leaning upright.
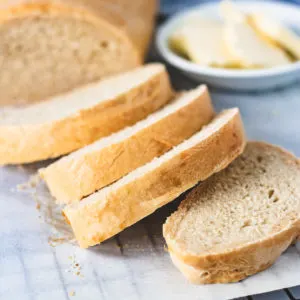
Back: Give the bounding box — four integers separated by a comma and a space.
0, 64, 173, 165
40, 85, 214, 204
164, 142, 300, 284
63, 108, 246, 248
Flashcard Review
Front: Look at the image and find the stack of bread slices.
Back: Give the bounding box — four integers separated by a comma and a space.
1, 63, 300, 285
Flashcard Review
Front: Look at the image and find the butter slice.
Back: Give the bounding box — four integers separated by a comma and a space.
170, 19, 237, 67
249, 13, 300, 59
221, 0, 291, 68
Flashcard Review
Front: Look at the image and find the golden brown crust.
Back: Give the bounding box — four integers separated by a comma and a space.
40, 86, 215, 204
163, 141, 300, 284
169, 224, 299, 284
63, 109, 246, 248
0, 65, 173, 164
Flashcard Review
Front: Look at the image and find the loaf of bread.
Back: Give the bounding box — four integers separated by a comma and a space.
40, 85, 214, 204
0, 64, 173, 165
164, 142, 300, 284
0, 0, 157, 105
63, 108, 245, 248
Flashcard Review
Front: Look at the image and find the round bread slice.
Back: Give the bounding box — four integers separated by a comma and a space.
0, 64, 172, 165
164, 142, 300, 284
0, 1, 141, 105
40, 85, 214, 204
63, 108, 245, 248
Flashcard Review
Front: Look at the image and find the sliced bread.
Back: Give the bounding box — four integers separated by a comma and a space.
0, 64, 173, 165
40, 85, 214, 204
63, 108, 246, 248
0, 1, 141, 105
163, 142, 300, 284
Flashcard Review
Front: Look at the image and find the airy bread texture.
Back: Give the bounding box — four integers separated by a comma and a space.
63, 108, 246, 248
40, 85, 214, 204
0, 1, 146, 105
164, 142, 300, 284
0, 0, 157, 58
0, 64, 173, 165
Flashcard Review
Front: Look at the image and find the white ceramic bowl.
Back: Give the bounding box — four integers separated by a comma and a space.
156, 0, 300, 91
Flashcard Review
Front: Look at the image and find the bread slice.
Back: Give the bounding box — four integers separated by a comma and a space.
164, 142, 300, 284
0, 1, 141, 105
169, 18, 238, 67
221, 1, 291, 68
63, 108, 246, 248
40, 85, 214, 204
0, 64, 173, 165
249, 13, 300, 60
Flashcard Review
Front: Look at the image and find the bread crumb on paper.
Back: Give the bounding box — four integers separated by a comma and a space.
69, 291, 76, 297
16, 174, 41, 191
65, 254, 84, 278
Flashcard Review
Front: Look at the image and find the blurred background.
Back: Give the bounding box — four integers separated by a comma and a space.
160, 0, 300, 15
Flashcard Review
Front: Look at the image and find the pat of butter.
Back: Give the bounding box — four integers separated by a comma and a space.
170, 19, 238, 67
249, 13, 300, 60
221, 0, 291, 68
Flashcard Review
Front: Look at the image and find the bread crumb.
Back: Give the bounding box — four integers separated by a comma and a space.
16, 174, 40, 191
65, 254, 83, 278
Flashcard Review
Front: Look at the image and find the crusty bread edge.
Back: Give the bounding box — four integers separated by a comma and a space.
63, 108, 246, 248
0, 65, 173, 164
168, 224, 299, 284
40, 85, 215, 204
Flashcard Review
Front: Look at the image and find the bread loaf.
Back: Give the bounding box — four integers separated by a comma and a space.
0, 0, 156, 105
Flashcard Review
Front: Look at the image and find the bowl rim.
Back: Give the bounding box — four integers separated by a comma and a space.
156, 0, 300, 79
